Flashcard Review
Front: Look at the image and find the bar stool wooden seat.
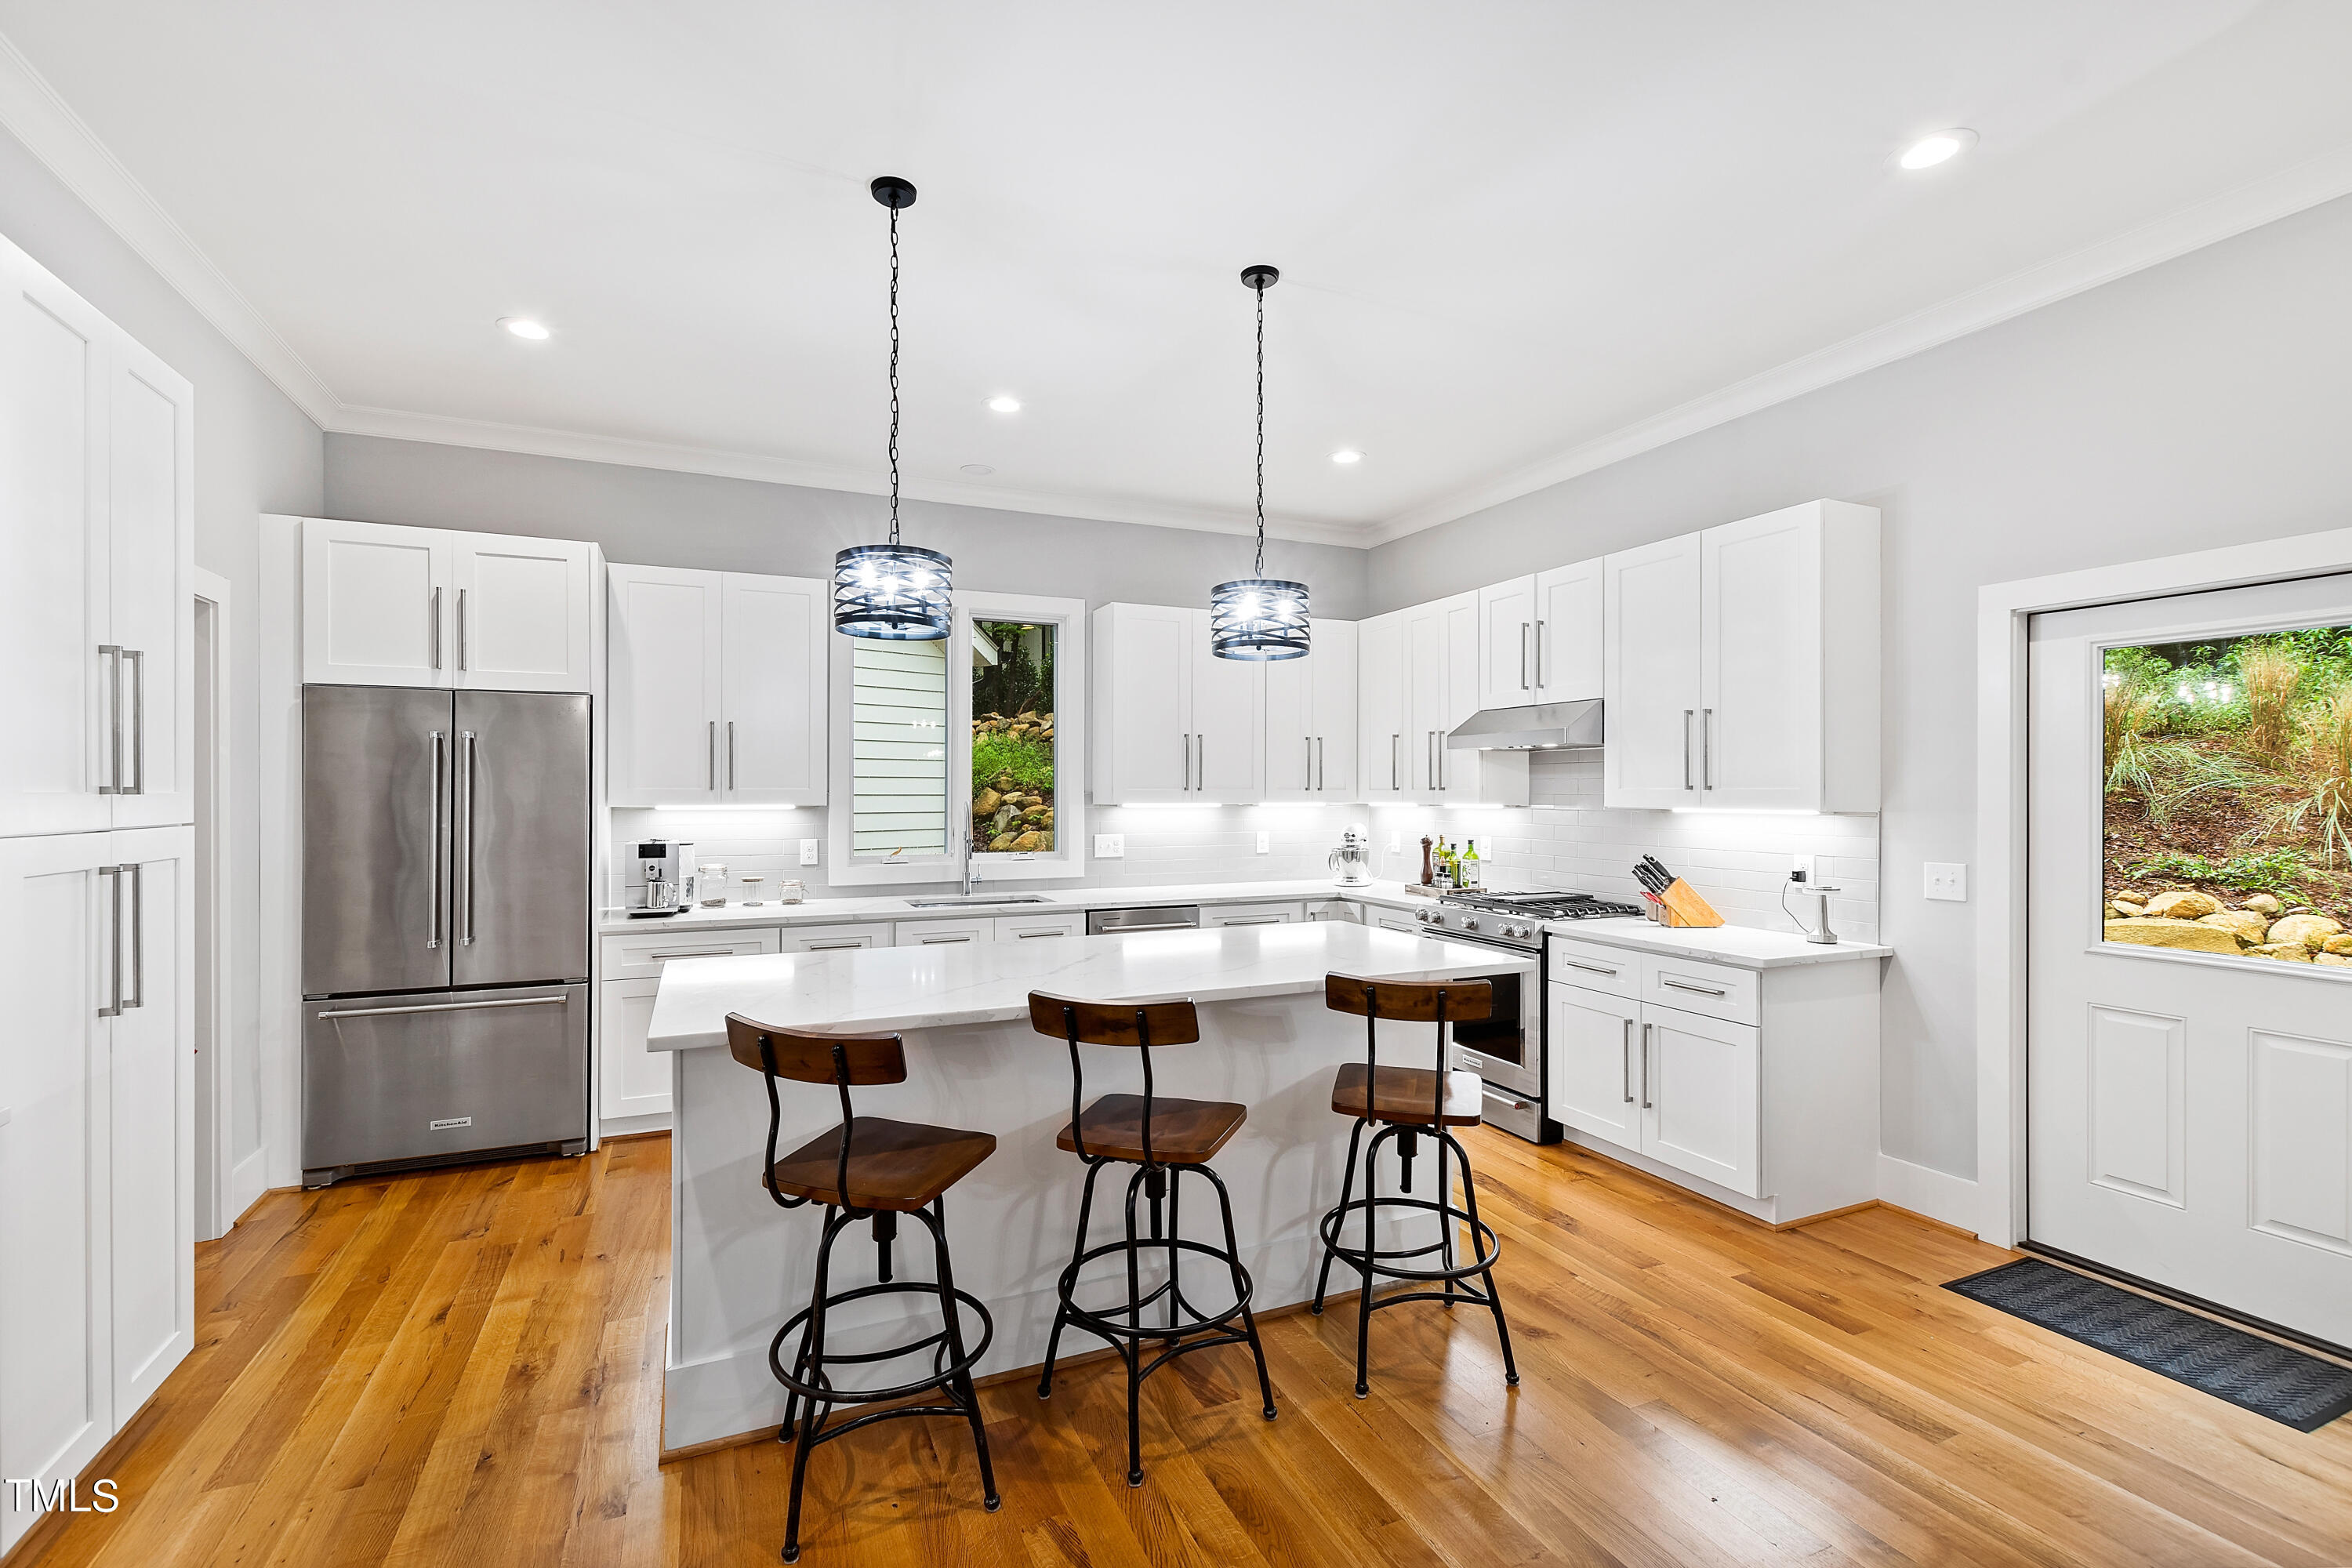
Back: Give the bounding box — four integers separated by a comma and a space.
1310, 975, 1520, 1399
1029, 992, 1277, 1486
728, 1014, 1000, 1563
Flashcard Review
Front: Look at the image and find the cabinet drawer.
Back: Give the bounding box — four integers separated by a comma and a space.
996, 913, 1081, 940
781, 924, 885, 953
894, 920, 992, 947
601, 927, 779, 980
1638, 953, 1757, 1025
1546, 935, 1640, 1000
1200, 901, 1304, 927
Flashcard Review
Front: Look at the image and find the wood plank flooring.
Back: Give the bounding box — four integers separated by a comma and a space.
15, 1130, 2352, 1568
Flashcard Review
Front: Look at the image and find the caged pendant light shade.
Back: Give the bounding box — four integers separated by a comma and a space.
1210, 263, 1308, 660
834, 175, 953, 641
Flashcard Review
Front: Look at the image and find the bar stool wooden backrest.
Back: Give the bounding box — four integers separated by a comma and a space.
1026, 993, 1200, 1167
1323, 975, 1494, 1123
725, 1012, 906, 1211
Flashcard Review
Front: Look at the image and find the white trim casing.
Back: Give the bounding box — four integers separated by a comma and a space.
1974, 524, 2352, 1247
193, 568, 234, 1240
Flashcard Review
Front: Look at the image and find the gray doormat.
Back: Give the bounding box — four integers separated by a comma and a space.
1946, 1258, 2352, 1432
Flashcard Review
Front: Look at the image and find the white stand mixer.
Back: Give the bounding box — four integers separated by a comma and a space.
1327, 823, 1374, 887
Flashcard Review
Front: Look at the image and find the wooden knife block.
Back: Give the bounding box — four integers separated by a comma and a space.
1657, 879, 1726, 928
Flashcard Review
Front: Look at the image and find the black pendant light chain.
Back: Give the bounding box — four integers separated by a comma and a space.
1209, 263, 1308, 661
887, 196, 902, 547
1253, 277, 1266, 577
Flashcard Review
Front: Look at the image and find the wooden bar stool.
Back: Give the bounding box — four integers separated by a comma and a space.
1309, 975, 1520, 1399
727, 1013, 1001, 1563
1029, 991, 1278, 1486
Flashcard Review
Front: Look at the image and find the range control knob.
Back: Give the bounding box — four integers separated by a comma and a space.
1417, 909, 1432, 922
1463, 918, 1480, 931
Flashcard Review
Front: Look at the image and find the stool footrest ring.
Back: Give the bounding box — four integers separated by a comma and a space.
1316, 1192, 1503, 1285
768, 1278, 995, 1405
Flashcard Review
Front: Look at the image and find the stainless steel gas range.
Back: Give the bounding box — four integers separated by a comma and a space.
1397, 890, 1645, 1143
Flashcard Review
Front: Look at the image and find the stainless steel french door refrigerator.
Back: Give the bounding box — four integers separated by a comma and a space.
301, 685, 590, 1187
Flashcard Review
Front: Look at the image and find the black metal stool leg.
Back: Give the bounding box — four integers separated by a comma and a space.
1163, 1166, 1185, 1345
1353, 1127, 1397, 1399
782, 1208, 845, 1563
1039, 1160, 1104, 1399
921, 1199, 1000, 1511
1312, 1115, 1367, 1316
1204, 1163, 1277, 1421
1122, 1166, 1148, 1486
1436, 1126, 1457, 1308
1450, 1132, 1520, 1386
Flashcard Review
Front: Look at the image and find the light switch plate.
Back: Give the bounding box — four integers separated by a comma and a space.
1256, 831, 1271, 855
1925, 862, 1967, 902
1094, 834, 1125, 859
799, 839, 819, 866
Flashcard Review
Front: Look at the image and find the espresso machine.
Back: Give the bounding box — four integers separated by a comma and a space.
632, 840, 695, 917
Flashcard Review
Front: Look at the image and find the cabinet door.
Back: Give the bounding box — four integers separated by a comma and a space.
598, 977, 671, 1120
1264, 644, 1313, 800
1308, 619, 1358, 798
1642, 1005, 1761, 1197
1356, 612, 1407, 800
107, 346, 196, 830
1701, 507, 1822, 810
451, 532, 596, 692
1190, 609, 1265, 800
1094, 604, 1192, 802
779, 924, 886, 952
303, 517, 452, 687
0, 835, 116, 1535
1403, 603, 1446, 794
107, 829, 192, 1419
608, 565, 723, 806
1533, 558, 1603, 703
0, 242, 114, 838
1548, 984, 1641, 1146
1476, 575, 1537, 711
1602, 534, 1703, 808
1436, 593, 1482, 799
721, 573, 828, 804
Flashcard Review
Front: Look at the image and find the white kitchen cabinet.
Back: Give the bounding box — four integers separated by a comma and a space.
1403, 600, 1447, 794
1475, 576, 1540, 711
1356, 611, 1409, 801
1547, 985, 1642, 1147
1642, 1005, 1760, 1196
597, 927, 779, 1121
303, 517, 601, 694
607, 565, 827, 807
997, 913, 1080, 940
1421, 593, 1528, 806
0, 237, 194, 840
1478, 558, 1602, 711
779, 924, 887, 953
895, 920, 992, 946
1265, 619, 1357, 800
1200, 901, 1305, 926
1091, 604, 1264, 803
1603, 502, 1878, 811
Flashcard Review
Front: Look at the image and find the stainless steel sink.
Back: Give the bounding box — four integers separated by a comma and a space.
903, 894, 1055, 908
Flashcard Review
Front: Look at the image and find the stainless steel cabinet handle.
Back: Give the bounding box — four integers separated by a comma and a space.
1520, 622, 1530, 690
1562, 957, 1619, 977
804, 939, 866, 951
1535, 619, 1546, 690
122, 862, 143, 1009
1701, 706, 1713, 789
1622, 1017, 1634, 1103
1196, 733, 1206, 787
1305, 735, 1313, 789
918, 934, 974, 944
727, 720, 736, 789
1317, 735, 1326, 791
317, 994, 568, 1020
707, 720, 717, 790
126, 649, 146, 794
428, 729, 446, 949
1014, 928, 1066, 938
1390, 732, 1399, 790
97, 645, 124, 793
457, 588, 469, 672
650, 948, 738, 961
459, 730, 477, 946
1682, 710, 1696, 789
1659, 975, 1729, 997
430, 586, 442, 670
97, 864, 124, 1017
1641, 1022, 1653, 1109
1221, 915, 1281, 926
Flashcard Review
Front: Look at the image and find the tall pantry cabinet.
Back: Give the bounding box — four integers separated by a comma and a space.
0, 231, 197, 1553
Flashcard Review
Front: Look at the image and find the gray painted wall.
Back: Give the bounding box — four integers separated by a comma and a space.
1, 122, 325, 1171
1370, 191, 2352, 1181
323, 435, 1370, 618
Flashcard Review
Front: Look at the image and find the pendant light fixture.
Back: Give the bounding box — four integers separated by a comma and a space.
1210, 264, 1310, 661
833, 175, 953, 641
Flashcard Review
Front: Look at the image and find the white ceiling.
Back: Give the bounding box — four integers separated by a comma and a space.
5, 2, 2352, 544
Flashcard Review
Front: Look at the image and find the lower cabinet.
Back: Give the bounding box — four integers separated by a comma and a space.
1200, 902, 1304, 927
598, 927, 779, 1122
1548, 985, 1757, 1194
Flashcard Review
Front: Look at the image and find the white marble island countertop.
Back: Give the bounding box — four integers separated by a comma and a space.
647, 920, 1530, 1050
1547, 916, 1892, 968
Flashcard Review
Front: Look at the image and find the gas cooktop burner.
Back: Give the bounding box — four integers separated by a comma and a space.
1440, 890, 1646, 921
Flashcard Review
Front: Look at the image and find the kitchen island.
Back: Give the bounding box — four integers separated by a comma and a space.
647, 920, 1530, 1453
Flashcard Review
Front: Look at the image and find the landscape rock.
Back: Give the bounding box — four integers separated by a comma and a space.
2102, 918, 2245, 954
2198, 910, 2271, 944
2110, 899, 2144, 917
973, 788, 1001, 817
2326, 935, 2352, 956
2253, 942, 2317, 963
2242, 893, 2284, 915
2316, 953, 2352, 967
987, 832, 1016, 851
2267, 913, 2344, 950
2143, 890, 2221, 920
1010, 830, 1047, 853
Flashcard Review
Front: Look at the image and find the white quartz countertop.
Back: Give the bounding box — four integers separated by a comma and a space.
645, 920, 1530, 1051
600, 877, 1396, 934
1545, 916, 1891, 968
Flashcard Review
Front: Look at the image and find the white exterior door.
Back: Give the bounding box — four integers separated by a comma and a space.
1094, 603, 1192, 802
1533, 558, 1603, 703
721, 573, 827, 804
1357, 612, 1407, 801
1476, 575, 1538, 711
1603, 533, 1703, 808
1701, 506, 1821, 810
0, 241, 113, 839
303, 517, 452, 687
1189, 611, 1265, 800
1642, 1005, 1761, 1196
451, 532, 596, 692
1548, 982, 1642, 1145
2029, 575, 2352, 1348
106, 347, 195, 830
607, 564, 723, 805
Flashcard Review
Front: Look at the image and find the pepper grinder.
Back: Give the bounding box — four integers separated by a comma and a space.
1420, 835, 1435, 887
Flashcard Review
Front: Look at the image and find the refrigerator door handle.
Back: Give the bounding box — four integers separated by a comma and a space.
459, 729, 477, 946
97, 864, 124, 1017
427, 730, 446, 949
316, 994, 568, 1020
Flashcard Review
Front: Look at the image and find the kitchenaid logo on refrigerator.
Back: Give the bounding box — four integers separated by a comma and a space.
6, 1477, 121, 1515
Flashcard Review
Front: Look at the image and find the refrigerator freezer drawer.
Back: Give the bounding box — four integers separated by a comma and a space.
303, 982, 586, 1178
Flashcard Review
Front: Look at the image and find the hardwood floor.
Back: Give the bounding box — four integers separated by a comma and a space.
16, 1130, 2352, 1568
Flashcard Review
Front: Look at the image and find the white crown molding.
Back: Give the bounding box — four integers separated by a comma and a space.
1366, 140, 2352, 546
0, 31, 341, 426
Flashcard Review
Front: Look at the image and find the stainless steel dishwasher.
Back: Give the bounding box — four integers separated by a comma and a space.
1084, 904, 1201, 935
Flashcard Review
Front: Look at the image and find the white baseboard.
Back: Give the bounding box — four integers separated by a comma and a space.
228, 1146, 270, 1225
1875, 1152, 1980, 1235
595, 1110, 671, 1143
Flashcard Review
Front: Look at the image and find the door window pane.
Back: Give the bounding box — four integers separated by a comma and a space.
2102, 626, 2352, 966
851, 638, 946, 858
971, 620, 1055, 855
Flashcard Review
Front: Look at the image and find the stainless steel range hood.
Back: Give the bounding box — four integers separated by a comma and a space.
1446, 699, 1606, 751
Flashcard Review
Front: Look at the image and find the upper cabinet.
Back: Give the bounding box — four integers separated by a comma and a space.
1357, 611, 1408, 801
1091, 604, 1267, 804
1265, 619, 1357, 800
0, 234, 194, 840
607, 564, 827, 807
1603, 500, 1879, 812
302, 517, 600, 694
1361, 595, 1527, 807
1478, 558, 1603, 710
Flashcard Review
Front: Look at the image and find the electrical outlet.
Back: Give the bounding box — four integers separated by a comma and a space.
1386, 832, 1401, 854
799, 839, 819, 866
1791, 854, 1816, 882
1925, 862, 1967, 902
1093, 833, 1125, 859
1256, 831, 1271, 855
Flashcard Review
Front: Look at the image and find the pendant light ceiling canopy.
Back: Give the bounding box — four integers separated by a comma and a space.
1210, 263, 1309, 662
833, 174, 953, 641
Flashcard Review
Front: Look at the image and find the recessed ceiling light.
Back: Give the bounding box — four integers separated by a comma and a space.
1330, 448, 1363, 465
1896, 129, 1976, 171
499, 317, 550, 340
960, 463, 995, 476
985, 395, 1022, 414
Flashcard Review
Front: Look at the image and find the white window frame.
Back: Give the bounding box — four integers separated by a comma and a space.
826, 591, 1088, 886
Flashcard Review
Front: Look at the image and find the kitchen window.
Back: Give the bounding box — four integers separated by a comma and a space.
827, 591, 1088, 884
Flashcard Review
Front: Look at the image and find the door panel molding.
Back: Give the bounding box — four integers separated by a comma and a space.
2249, 1027, 2352, 1257
2085, 1004, 2186, 1209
